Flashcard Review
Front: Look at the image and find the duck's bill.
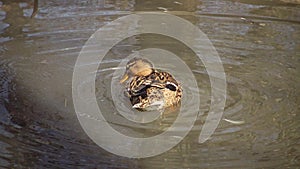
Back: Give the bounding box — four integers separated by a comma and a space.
120, 74, 129, 83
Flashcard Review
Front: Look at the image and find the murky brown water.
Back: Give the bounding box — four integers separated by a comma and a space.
0, 0, 299, 168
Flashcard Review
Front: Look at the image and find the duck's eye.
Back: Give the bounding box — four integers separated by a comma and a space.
166, 84, 177, 91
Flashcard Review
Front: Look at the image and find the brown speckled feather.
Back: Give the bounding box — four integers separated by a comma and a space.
127, 70, 182, 110
121, 57, 182, 111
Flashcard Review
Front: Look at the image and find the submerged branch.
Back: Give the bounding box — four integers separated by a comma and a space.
31, 0, 38, 18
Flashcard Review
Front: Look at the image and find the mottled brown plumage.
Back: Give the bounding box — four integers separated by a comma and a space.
120, 57, 182, 111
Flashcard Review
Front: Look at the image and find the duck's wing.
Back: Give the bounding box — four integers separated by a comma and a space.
148, 72, 180, 91
128, 71, 180, 96
128, 76, 153, 96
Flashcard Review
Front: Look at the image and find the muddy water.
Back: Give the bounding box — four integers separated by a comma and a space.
0, 0, 299, 168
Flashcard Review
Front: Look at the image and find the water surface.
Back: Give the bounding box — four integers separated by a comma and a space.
0, 0, 299, 168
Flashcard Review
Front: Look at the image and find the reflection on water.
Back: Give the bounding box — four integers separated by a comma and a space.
0, 0, 299, 168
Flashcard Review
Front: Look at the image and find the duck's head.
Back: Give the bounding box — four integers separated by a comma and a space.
120, 57, 154, 83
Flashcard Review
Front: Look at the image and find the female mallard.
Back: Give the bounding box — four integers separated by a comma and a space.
120, 57, 182, 111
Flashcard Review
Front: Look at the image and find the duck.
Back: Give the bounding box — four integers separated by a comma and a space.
120, 57, 182, 111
